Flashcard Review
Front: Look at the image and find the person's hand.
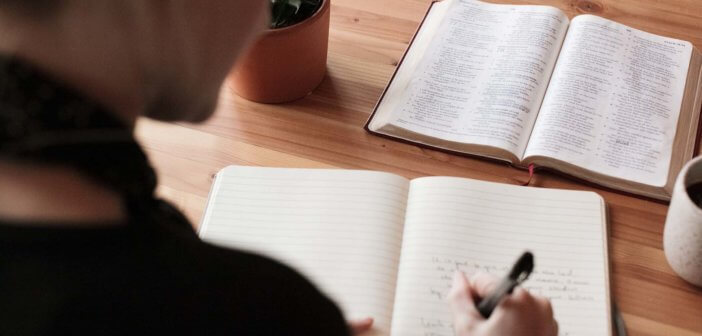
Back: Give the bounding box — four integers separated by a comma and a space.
449, 271, 558, 336
348, 317, 374, 335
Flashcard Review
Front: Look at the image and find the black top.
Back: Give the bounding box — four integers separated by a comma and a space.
0, 57, 349, 335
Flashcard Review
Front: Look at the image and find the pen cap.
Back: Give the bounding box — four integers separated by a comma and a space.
508, 251, 534, 283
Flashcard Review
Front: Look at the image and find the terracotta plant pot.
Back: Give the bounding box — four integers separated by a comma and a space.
231, 0, 330, 104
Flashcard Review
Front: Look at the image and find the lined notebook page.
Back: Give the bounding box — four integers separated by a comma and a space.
390, 177, 611, 336
199, 166, 410, 334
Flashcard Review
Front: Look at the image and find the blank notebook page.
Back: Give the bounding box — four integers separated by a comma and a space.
390, 177, 611, 336
199, 166, 410, 334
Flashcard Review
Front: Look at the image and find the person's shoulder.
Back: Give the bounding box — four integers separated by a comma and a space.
173, 237, 350, 335
193, 239, 305, 282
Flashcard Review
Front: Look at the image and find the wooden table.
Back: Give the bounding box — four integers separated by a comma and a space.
135, 0, 702, 335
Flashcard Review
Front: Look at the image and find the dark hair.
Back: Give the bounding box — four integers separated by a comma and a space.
0, 0, 63, 17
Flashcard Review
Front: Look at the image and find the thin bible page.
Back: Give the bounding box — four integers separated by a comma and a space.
199, 166, 410, 335
368, 0, 453, 129
525, 15, 693, 187
390, 177, 610, 336
384, 0, 569, 158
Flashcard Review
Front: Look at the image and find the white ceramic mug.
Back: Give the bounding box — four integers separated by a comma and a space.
664, 156, 702, 287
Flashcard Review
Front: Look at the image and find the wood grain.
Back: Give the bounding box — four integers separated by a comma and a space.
135, 0, 702, 334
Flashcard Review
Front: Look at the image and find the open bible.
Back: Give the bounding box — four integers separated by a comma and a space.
366, 0, 702, 201
199, 166, 612, 336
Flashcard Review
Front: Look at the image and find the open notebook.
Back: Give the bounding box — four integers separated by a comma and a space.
199, 166, 612, 336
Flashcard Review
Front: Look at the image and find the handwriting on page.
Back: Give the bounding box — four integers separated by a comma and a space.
389, 177, 609, 336
429, 257, 593, 301
416, 257, 593, 336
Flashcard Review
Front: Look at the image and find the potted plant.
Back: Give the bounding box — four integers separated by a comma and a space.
231, 0, 330, 103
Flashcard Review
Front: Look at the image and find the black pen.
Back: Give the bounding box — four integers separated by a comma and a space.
476, 251, 535, 318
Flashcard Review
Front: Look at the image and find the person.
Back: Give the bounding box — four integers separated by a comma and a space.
449, 272, 559, 336
0, 1, 557, 335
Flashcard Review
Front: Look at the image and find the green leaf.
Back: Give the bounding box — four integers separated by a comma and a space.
288, 0, 302, 11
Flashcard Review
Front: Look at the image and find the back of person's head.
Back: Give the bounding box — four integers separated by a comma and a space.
0, 0, 62, 16
0, 0, 269, 123
0, 0, 60, 15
